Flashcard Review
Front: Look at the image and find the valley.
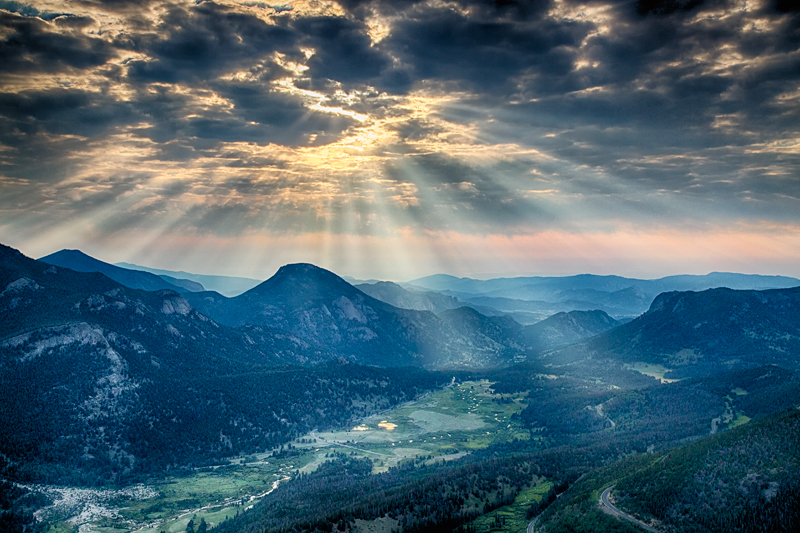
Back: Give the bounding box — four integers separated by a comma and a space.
29, 380, 531, 533
2, 244, 799, 533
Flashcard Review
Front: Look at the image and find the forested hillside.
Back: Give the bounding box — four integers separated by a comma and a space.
536, 408, 800, 533
213, 361, 800, 533
0, 245, 446, 485
553, 287, 800, 378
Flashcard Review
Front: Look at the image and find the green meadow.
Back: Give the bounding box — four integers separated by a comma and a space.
459, 481, 554, 533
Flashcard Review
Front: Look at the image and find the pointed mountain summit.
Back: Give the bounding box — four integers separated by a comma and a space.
187, 263, 452, 367
187, 262, 395, 330
185, 263, 527, 369
39, 249, 198, 293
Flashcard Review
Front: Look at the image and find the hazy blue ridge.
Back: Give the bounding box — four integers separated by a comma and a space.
406, 272, 800, 320
116, 261, 261, 296
39, 249, 191, 293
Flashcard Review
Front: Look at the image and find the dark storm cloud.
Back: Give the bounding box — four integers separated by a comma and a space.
416, 0, 800, 215
120, 2, 414, 93
0, 88, 137, 181
125, 81, 355, 150
0, 0, 798, 239
771, 0, 800, 13
334, 0, 425, 17
381, 6, 587, 94
634, 0, 724, 18
294, 16, 388, 84
340, 0, 552, 20
0, 11, 115, 75
76, 0, 159, 9
51, 14, 97, 29
124, 2, 297, 84
0, 89, 133, 137
0, 2, 365, 179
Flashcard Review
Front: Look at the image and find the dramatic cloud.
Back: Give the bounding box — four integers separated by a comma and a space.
0, 0, 798, 278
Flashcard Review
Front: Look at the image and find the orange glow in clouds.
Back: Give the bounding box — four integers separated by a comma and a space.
30, 223, 799, 282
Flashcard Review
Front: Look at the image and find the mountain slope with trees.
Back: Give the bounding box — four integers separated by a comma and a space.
185, 264, 529, 369
536, 408, 800, 533
0, 244, 446, 485
543, 287, 800, 379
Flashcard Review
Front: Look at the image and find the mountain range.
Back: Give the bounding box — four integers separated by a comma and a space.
0, 242, 633, 484
184, 263, 530, 369
408, 271, 800, 320
3, 242, 800, 533
0, 244, 444, 484
19, 248, 632, 370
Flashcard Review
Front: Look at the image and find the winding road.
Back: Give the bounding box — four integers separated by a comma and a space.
600, 486, 660, 532
526, 513, 541, 533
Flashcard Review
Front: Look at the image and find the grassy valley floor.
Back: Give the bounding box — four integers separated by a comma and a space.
31, 380, 531, 533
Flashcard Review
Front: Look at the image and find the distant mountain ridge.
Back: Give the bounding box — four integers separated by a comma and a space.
116, 261, 261, 296
185, 263, 629, 369
523, 310, 621, 352
356, 281, 461, 313
407, 272, 800, 318
409, 272, 800, 294
39, 249, 201, 294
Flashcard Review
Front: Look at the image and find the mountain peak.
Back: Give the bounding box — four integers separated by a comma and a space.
270, 262, 349, 287
275, 262, 335, 277
40, 249, 104, 268
245, 262, 360, 301
39, 248, 189, 293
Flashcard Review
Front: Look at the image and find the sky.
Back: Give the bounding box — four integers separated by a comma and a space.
0, 0, 799, 281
